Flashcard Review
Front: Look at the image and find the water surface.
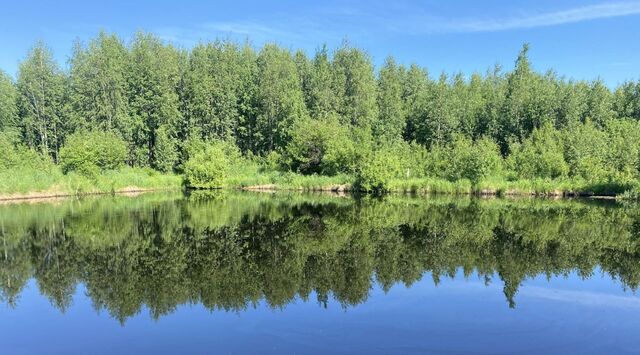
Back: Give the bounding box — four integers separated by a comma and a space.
0, 192, 639, 354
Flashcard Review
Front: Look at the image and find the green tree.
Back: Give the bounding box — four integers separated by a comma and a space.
126, 32, 182, 169
307, 45, 338, 119
254, 44, 307, 153
476, 65, 506, 140
614, 80, 640, 120
68, 31, 130, 135
16, 41, 68, 161
59, 130, 127, 176
561, 120, 607, 181
233, 43, 259, 153
0, 70, 18, 131
374, 56, 406, 143
419, 73, 459, 146
604, 119, 640, 179
402, 64, 430, 142
286, 114, 359, 175
500, 44, 559, 150
332, 43, 378, 128
586, 79, 615, 128
184, 140, 237, 188
507, 123, 568, 179
356, 147, 402, 192
183, 41, 244, 142
153, 125, 179, 173
444, 136, 502, 183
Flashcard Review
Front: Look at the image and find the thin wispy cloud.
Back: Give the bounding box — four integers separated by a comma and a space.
395, 1, 640, 34
155, 23, 291, 47
455, 2, 640, 32
520, 285, 640, 309
155, 1, 640, 48
156, 20, 342, 49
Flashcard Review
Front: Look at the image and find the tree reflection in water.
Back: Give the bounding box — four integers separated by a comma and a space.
0, 191, 638, 323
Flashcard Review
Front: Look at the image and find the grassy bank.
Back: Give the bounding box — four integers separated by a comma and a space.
224, 169, 638, 198
0, 166, 182, 200
2, 161, 637, 201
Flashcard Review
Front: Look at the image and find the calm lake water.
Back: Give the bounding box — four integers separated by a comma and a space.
1, 191, 639, 354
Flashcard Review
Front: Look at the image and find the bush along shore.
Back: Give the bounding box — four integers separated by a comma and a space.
2, 33, 640, 200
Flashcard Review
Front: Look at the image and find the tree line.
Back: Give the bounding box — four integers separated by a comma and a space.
1, 32, 640, 189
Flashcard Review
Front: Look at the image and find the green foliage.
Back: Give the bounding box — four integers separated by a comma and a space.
306, 45, 338, 119
286, 115, 360, 175
5, 35, 640, 196
59, 130, 127, 176
254, 44, 308, 153
375, 56, 406, 143
604, 119, 640, 179
507, 124, 568, 179
614, 80, 640, 120
561, 120, 608, 181
332, 43, 378, 128
126, 32, 182, 168
16, 41, 68, 160
183, 41, 247, 141
444, 136, 503, 183
0, 130, 55, 172
0, 70, 18, 130
261, 151, 282, 171
356, 145, 405, 192
153, 125, 179, 173
183, 140, 242, 189
69, 31, 130, 134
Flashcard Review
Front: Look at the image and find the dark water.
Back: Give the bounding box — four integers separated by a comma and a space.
1, 192, 639, 354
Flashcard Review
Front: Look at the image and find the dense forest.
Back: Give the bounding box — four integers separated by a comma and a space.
2, 31, 640, 195
1, 192, 639, 320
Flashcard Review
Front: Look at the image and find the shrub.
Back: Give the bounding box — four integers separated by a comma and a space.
356, 146, 404, 192
604, 119, 640, 179
59, 130, 127, 176
506, 124, 568, 179
153, 125, 179, 173
0, 130, 21, 170
422, 135, 502, 184
561, 120, 608, 181
183, 140, 242, 188
0, 130, 55, 172
286, 115, 363, 175
443, 135, 502, 183
261, 151, 282, 171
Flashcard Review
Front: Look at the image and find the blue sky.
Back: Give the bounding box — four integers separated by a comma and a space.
1, 0, 639, 86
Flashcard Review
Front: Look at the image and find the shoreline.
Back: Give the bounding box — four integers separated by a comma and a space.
0, 187, 180, 204
238, 184, 620, 199
0, 183, 624, 204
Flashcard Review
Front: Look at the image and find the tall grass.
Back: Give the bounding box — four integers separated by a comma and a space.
0, 166, 181, 197
224, 167, 639, 197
